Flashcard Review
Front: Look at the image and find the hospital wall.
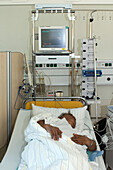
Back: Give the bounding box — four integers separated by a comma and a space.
0, 4, 113, 119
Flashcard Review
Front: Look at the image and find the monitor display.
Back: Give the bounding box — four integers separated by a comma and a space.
39, 26, 69, 51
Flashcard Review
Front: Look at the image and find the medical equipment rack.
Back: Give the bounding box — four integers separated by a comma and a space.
31, 5, 76, 98
81, 38, 95, 99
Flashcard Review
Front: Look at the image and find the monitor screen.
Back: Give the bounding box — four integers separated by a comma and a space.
39, 26, 69, 51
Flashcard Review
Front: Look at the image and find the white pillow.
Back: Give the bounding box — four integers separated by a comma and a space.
32, 104, 87, 132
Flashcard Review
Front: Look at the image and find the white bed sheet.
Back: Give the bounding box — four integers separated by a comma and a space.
0, 109, 106, 170
0, 109, 31, 170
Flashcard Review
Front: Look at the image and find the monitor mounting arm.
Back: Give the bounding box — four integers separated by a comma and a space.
35, 4, 72, 10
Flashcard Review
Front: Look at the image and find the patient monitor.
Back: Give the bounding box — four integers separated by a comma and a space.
39, 26, 69, 51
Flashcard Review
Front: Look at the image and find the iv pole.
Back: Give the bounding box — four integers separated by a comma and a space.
89, 10, 98, 122
31, 11, 38, 98
68, 10, 76, 97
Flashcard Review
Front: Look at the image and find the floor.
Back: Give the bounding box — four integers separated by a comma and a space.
0, 145, 7, 162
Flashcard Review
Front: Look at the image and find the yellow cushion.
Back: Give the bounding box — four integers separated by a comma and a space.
25, 101, 83, 110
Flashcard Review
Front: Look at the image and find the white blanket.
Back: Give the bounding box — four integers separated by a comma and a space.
18, 115, 99, 170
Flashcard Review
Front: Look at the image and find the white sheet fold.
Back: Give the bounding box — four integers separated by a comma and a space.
18, 114, 98, 170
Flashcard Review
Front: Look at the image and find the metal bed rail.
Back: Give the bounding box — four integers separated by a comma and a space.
23, 96, 87, 109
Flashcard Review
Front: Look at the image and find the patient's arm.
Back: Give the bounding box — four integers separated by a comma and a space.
58, 111, 76, 128
71, 134, 97, 151
37, 120, 62, 141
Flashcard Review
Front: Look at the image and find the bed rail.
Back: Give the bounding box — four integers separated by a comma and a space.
23, 97, 87, 110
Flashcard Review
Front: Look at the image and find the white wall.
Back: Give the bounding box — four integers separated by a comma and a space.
0, 0, 113, 5
74, 10, 113, 59
1, 5, 113, 59
0, 5, 33, 58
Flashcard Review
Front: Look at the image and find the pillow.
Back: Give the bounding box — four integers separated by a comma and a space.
32, 104, 87, 132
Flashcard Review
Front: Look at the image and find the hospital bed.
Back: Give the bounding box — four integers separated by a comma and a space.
0, 98, 106, 170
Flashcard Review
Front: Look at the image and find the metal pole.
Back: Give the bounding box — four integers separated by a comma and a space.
89, 10, 97, 39
24, 96, 88, 107
32, 12, 36, 98
32, 12, 35, 52
71, 58, 74, 96
94, 40, 98, 122
7, 52, 12, 144
89, 10, 98, 122
89, 19, 93, 39
72, 13, 75, 53
71, 12, 76, 96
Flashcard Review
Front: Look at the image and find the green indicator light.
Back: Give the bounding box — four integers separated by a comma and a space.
77, 63, 80, 67
66, 64, 69, 67
105, 63, 108, 66
47, 64, 49, 67
50, 64, 53, 67
54, 64, 57, 67
109, 63, 112, 66
39, 64, 42, 67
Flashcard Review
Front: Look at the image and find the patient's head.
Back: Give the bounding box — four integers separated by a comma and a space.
58, 111, 76, 128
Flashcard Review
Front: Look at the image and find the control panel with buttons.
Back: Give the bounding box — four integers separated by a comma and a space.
97, 60, 113, 68
97, 60, 113, 85
35, 55, 81, 86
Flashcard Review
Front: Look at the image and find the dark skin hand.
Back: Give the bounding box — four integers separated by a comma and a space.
37, 120, 62, 141
37, 113, 96, 151
58, 111, 76, 129
37, 112, 76, 141
71, 134, 97, 151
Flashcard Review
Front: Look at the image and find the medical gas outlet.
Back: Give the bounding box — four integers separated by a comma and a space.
97, 60, 113, 85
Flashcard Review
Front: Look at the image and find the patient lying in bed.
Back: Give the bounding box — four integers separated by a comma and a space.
37, 111, 96, 151
18, 110, 102, 170
37, 111, 104, 163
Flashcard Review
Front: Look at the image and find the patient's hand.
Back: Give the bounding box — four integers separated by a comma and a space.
44, 124, 62, 141
37, 120, 62, 141
71, 134, 89, 145
71, 134, 97, 151
59, 112, 76, 128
